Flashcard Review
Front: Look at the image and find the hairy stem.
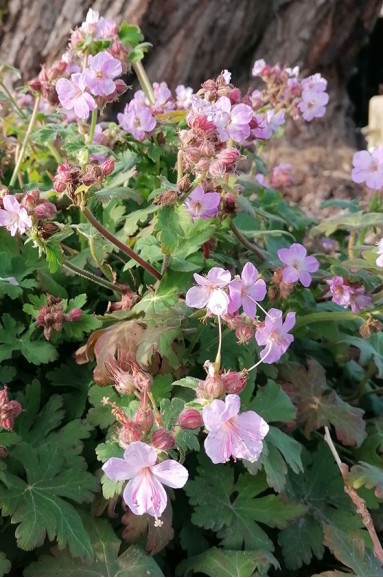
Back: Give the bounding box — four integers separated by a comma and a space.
324, 426, 383, 564
230, 219, 265, 262
177, 150, 183, 184
63, 260, 122, 293
82, 206, 162, 281
214, 315, 222, 375
88, 109, 98, 144
348, 230, 356, 260
132, 61, 155, 105
9, 95, 41, 187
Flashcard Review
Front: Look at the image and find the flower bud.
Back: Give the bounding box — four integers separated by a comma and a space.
217, 148, 241, 167
154, 189, 178, 206
29, 78, 42, 92
34, 201, 57, 219
118, 424, 141, 448
38, 221, 60, 239
178, 175, 191, 193
196, 375, 225, 400
229, 88, 241, 103
235, 325, 254, 344
151, 428, 175, 450
101, 158, 115, 176
178, 408, 203, 430
0, 446, 8, 458
67, 308, 83, 321
221, 371, 247, 394
22, 189, 40, 210
134, 406, 154, 434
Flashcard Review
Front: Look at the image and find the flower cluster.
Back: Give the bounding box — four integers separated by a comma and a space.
326, 276, 372, 313
0, 386, 22, 431
251, 60, 329, 122
36, 295, 83, 340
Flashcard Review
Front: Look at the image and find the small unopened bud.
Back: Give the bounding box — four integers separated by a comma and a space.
178, 175, 191, 193
153, 189, 178, 206
217, 148, 241, 166
178, 408, 203, 430
220, 192, 237, 214
22, 189, 40, 210
221, 370, 247, 394
67, 308, 83, 321
118, 424, 141, 448
196, 375, 225, 400
101, 158, 114, 176
38, 221, 60, 239
235, 325, 254, 344
229, 88, 241, 103
0, 446, 8, 458
134, 406, 154, 434
151, 428, 175, 450
29, 78, 42, 92
34, 201, 57, 219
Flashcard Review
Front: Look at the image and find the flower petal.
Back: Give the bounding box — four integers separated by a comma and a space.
123, 470, 167, 517
151, 460, 189, 489
102, 457, 136, 481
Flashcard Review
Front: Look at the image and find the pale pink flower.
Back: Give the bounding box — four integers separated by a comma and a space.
228, 262, 267, 317
152, 82, 175, 113
80, 9, 118, 39
326, 276, 371, 313
202, 394, 269, 464
117, 100, 156, 141
184, 186, 220, 220
56, 73, 96, 120
102, 441, 188, 518
301, 73, 327, 93
83, 51, 122, 97
277, 243, 319, 287
0, 195, 32, 236
255, 308, 296, 364
351, 149, 383, 190
252, 59, 267, 77
175, 85, 194, 109
213, 96, 253, 143
185, 267, 231, 316
298, 88, 329, 121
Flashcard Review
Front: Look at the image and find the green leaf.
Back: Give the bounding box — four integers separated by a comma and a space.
0, 314, 57, 365
251, 380, 296, 422
157, 205, 186, 254
348, 462, 383, 498
186, 455, 307, 551
340, 333, 383, 378
177, 547, 279, 577
152, 374, 173, 403
311, 211, 383, 236
119, 22, 144, 47
172, 376, 199, 390
24, 516, 163, 576
160, 398, 184, 430
0, 441, 98, 559
0, 552, 11, 577
45, 241, 62, 273
278, 514, 324, 569
0, 252, 38, 299
323, 525, 383, 576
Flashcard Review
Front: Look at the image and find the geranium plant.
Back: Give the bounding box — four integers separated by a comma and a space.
0, 8, 382, 577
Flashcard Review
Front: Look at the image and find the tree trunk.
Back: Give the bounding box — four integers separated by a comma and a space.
0, 0, 381, 140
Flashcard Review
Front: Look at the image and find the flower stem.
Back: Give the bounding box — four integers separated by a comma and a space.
9, 95, 41, 187
178, 174, 204, 203
62, 260, 122, 293
0, 81, 27, 119
177, 150, 183, 185
324, 426, 383, 564
132, 61, 155, 105
230, 220, 265, 262
214, 315, 222, 375
81, 206, 162, 281
247, 343, 272, 372
294, 310, 362, 330
348, 230, 356, 260
87, 109, 98, 144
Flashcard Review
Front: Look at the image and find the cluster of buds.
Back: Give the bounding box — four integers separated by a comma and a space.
105, 351, 153, 396
268, 268, 296, 301
53, 159, 114, 199
29, 60, 67, 105
21, 189, 57, 220
196, 361, 248, 400
36, 295, 83, 340
0, 386, 22, 431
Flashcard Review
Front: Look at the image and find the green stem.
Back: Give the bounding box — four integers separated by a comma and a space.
87, 109, 98, 144
82, 206, 162, 281
132, 61, 155, 105
177, 150, 183, 184
178, 174, 205, 203
0, 81, 27, 119
9, 95, 41, 187
294, 310, 362, 330
62, 260, 122, 293
161, 253, 170, 276
230, 219, 265, 262
214, 315, 222, 375
47, 142, 62, 164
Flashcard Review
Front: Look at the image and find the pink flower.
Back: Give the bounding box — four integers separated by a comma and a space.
252, 59, 267, 77
184, 186, 220, 220
298, 88, 329, 121
0, 195, 32, 236
56, 73, 96, 120
326, 276, 371, 313
277, 243, 319, 287
202, 394, 269, 464
213, 96, 253, 143
80, 9, 118, 39
228, 262, 267, 317
102, 441, 188, 518
175, 84, 194, 109
255, 308, 296, 364
351, 149, 383, 190
270, 163, 292, 188
117, 100, 157, 141
152, 81, 175, 113
83, 51, 122, 97
185, 267, 231, 316
376, 239, 383, 267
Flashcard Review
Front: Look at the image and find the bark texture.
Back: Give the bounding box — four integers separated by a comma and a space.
0, 0, 382, 139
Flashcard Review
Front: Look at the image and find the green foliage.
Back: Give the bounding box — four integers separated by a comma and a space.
177, 547, 279, 577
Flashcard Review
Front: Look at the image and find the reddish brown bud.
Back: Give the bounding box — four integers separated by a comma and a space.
118, 423, 141, 448
22, 189, 40, 210
178, 408, 203, 430
29, 78, 42, 92
101, 158, 115, 176
217, 148, 241, 166
151, 428, 175, 450
67, 308, 83, 321
38, 221, 60, 239
235, 325, 254, 344
134, 406, 154, 434
178, 175, 191, 193
196, 375, 225, 400
34, 201, 57, 219
153, 189, 178, 207
221, 371, 247, 394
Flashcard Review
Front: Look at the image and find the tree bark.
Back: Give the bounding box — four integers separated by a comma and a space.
0, 0, 381, 140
